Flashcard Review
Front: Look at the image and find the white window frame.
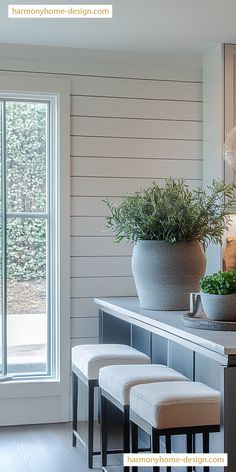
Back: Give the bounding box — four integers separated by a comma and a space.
0, 73, 70, 425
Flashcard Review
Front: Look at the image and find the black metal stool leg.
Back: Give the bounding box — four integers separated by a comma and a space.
203, 432, 210, 472
100, 392, 108, 469
187, 434, 193, 472
123, 406, 130, 472
166, 435, 171, 472
98, 395, 101, 425
72, 371, 78, 447
123, 406, 130, 452
152, 428, 160, 472
131, 421, 138, 472
192, 434, 196, 472
88, 383, 95, 468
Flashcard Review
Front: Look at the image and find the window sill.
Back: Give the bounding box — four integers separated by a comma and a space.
0, 377, 64, 398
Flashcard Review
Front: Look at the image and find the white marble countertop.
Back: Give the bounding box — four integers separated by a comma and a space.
94, 297, 236, 358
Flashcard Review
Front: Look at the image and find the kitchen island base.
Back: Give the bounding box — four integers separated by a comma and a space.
95, 297, 236, 472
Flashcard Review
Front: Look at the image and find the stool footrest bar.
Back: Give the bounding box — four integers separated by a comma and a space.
73, 430, 124, 456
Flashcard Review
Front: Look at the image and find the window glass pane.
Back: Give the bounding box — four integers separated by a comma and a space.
7, 218, 47, 375
0, 102, 2, 375
6, 101, 47, 213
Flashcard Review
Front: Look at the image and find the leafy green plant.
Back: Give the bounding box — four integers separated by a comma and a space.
200, 271, 236, 295
104, 178, 236, 244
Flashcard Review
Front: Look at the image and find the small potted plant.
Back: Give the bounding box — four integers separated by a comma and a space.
200, 271, 236, 321
105, 178, 236, 311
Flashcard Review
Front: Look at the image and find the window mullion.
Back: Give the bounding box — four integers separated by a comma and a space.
7, 212, 48, 219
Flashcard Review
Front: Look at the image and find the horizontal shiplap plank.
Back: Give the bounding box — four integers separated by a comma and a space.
70, 216, 110, 237
71, 116, 202, 140
71, 157, 202, 179
71, 256, 131, 278
71, 76, 202, 101
71, 96, 202, 121
71, 197, 120, 217
0, 49, 202, 81
71, 317, 99, 339
71, 276, 136, 298
71, 136, 202, 159
70, 297, 99, 318
71, 177, 202, 197
71, 237, 132, 257
71, 177, 150, 197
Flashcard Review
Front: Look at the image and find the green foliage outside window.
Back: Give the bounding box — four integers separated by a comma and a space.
5, 101, 47, 281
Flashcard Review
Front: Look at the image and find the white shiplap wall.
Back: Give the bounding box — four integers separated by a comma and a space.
70, 72, 202, 347
0, 44, 203, 349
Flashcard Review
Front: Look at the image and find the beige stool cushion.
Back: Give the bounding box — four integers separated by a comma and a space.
72, 344, 150, 380
99, 364, 189, 406
130, 381, 220, 429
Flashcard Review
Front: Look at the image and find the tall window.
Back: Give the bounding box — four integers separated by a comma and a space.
0, 97, 54, 379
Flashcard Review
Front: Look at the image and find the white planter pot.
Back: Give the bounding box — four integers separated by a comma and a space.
200, 292, 236, 321
131, 240, 206, 310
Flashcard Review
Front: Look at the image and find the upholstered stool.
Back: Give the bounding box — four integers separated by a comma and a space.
99, 364, 189, 470
72, 344, 150, 468
130, 381, 220, 472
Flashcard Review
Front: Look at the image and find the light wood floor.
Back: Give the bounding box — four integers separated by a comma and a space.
0, 422, 124, 472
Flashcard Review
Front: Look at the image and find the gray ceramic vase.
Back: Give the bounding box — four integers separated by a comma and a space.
200, 292, 236, 321
131, 240, 206, 310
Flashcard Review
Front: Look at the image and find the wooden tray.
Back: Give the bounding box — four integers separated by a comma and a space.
183, 311, 236, 331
